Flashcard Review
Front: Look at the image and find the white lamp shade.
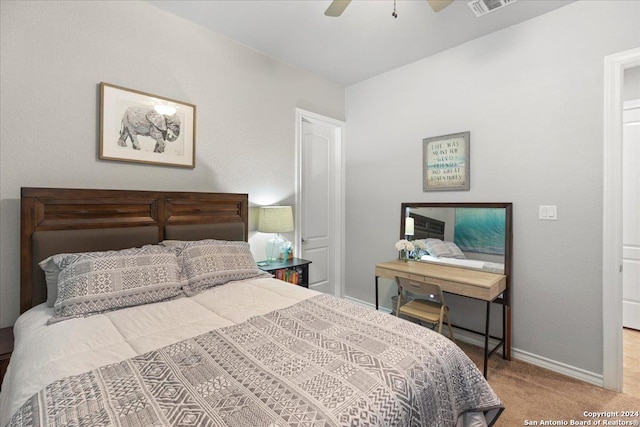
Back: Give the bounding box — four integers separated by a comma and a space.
405, 217, 414, 236
258, 206, 294, 233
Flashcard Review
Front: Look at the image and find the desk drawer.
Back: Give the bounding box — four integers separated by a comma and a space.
401, 273, 425, 282
375, 268, 424, 282
400, 279, 441, 295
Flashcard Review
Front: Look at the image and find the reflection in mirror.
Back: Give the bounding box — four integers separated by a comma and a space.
400, 203, 512, 276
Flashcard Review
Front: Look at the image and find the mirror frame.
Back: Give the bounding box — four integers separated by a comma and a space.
400, 202, 513, 286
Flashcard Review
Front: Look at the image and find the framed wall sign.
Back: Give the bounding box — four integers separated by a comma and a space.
100, 82, 196, 168
423, 131, 470, 191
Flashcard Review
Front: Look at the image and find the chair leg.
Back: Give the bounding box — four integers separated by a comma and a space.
444, 307, 455, 342
437, 306, 444, 334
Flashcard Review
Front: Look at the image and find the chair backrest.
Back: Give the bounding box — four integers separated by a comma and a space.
397, 278, 446, 305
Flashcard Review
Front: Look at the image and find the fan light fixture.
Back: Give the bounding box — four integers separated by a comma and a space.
324, 0, 454, 17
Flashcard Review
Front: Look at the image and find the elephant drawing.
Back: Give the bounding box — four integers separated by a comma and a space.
117, 107, 181, 153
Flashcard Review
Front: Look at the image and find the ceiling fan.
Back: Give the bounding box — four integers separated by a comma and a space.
325, 0, 454, 17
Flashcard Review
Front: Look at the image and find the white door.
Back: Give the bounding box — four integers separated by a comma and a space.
295, 109, 344, 296
623, 100, 640, 330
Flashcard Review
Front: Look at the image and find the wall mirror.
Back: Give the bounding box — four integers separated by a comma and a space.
400, 202, 512, 278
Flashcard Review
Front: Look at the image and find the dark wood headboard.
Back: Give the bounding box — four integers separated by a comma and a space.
409, 212, 445, 240
20, 187, 248, 313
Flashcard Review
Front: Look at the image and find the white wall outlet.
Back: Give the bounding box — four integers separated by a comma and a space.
539, 205, 558, 221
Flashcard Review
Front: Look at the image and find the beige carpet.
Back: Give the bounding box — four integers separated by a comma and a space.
458, 342, 640, 426
624, 327, 640, 398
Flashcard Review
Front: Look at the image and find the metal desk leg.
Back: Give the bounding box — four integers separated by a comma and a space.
375, 276, 379, 310
484, 301, 491, 378
502, 294, 507, 359
506, 305, 512, 360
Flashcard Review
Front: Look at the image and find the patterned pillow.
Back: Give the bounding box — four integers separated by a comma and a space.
39, 256, 63, 308
49, 245, 184, 323
171, 239, 271, 296
443, 241, 466, 259
424, 239, 453, 258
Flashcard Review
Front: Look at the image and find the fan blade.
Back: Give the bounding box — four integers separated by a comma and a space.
325, 0, 352, 17
426, 0, 454, 12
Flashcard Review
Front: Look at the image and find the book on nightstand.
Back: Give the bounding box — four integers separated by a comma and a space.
257, 257, 311, 288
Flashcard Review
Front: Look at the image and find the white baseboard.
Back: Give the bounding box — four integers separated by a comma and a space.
344, 295, 391, 311
510, 347, 603, 387
343, 296, 604, 388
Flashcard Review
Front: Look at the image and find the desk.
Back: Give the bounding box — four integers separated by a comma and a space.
375, 260, 509, 377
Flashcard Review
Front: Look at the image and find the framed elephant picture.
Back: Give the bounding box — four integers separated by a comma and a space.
100, 82, 196, 168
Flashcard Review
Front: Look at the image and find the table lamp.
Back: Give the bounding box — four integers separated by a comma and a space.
258, 206, 294, 263
405, 216, 414, 240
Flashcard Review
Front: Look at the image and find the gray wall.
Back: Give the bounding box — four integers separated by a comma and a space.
2, 0, 638, 379
344, 0, 640, 375
0, 1, 344, 327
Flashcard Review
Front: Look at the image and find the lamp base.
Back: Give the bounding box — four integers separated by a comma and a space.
265, 233, 285, 264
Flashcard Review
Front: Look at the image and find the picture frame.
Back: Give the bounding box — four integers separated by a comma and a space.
100, 82, 196, 168
422, 131, 470, 191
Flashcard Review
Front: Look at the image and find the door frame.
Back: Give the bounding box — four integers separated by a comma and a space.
621, 99, 640, 331
602, 47, 640, 392
295, 108, 346, 297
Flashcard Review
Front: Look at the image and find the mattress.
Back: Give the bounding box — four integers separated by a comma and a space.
0, 277, 502, 427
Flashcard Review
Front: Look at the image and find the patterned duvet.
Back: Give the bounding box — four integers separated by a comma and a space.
7, 294, 502, 427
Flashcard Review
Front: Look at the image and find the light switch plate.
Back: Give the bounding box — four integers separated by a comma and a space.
539, 205, 558, 220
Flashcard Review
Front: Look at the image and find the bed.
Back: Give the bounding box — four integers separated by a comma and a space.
0, 187, 503, 427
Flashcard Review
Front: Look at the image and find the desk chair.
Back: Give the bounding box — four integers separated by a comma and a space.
395, 278, 455, 342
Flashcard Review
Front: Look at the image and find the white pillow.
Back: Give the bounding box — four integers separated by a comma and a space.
443, 241, 466, 259
39, 256, 62, 307
424, 239, 452, 258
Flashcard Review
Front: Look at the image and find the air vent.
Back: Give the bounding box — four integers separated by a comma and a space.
468, 0, 518, 17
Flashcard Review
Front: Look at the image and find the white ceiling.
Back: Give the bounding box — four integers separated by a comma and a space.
147, 0, 576, 86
